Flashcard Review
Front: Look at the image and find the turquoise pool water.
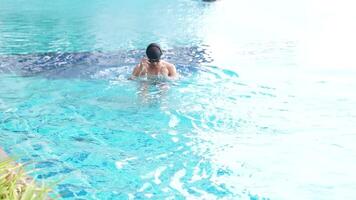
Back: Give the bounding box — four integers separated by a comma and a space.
1, 0, 356, 199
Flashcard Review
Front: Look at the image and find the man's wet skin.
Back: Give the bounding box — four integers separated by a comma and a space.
130, 43, 178, 80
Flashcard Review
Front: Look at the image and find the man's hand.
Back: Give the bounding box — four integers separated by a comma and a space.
128, 59, 145, 80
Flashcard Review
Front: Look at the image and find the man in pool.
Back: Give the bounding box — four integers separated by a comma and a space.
129, 43, 178, 79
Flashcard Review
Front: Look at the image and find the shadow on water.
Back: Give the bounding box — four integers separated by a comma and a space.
0, 46, 213, 79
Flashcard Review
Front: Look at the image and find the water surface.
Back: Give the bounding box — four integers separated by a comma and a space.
1, 0, 356, 199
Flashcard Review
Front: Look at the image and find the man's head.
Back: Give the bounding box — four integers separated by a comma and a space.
146, 43, 162, 63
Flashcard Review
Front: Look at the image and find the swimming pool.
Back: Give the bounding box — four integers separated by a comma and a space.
1, 0, 356, 199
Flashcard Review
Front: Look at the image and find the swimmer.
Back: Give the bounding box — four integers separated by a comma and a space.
129, 43, 178, 80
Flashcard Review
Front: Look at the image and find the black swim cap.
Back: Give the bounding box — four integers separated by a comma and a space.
146, 43, 162, 62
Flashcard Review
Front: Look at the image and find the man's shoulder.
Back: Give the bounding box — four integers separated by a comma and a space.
161, 60, 177, 77
161, 60, 175, 68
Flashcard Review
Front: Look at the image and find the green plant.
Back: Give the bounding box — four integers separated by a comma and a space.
0, 158, 53, 200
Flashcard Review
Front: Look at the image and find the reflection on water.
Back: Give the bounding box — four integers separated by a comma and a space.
136, 80, 170, 108
0, 0, 210, 54
1, 58, 356, 199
